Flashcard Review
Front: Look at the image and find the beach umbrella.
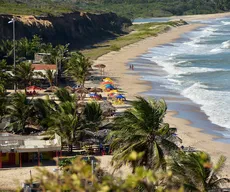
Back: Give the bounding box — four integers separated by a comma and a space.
105, 84, 114, 89
116, 94, 126, 99
94, 64, 106, 75
109, 89, 118, 93
75, 87, 89, 94
100, 81, 114, 85
89, 87, 103, 93
45, 86, 58, 92
26, 85, 43, 91
64, 86, 74, 93
103, 77, 112, 81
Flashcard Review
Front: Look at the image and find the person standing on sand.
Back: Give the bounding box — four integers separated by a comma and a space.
131, 64, 134, 70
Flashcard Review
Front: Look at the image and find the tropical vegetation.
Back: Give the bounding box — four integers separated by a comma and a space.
108, 97, 181, 172
1, 0, 230, 19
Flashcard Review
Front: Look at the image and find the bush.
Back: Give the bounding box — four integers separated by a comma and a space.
110, 44, 121, 51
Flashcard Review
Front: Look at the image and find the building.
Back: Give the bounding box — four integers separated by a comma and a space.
34, 53, 51, 64
32, 64, 57, 80
0, 133, 61, 168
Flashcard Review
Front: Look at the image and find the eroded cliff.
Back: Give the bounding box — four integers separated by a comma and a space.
0, 12, 132, 48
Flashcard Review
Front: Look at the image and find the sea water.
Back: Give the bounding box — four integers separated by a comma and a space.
130, 17, 230, 142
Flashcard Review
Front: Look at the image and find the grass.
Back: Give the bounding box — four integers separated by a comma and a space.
80, 20, 186, 60
0, 2, 76, 16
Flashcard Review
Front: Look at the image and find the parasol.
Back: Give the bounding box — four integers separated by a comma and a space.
94, 64, 106, 75
89, 87, 103, 93
75, 87, 89, 94
26, 86, 43, 91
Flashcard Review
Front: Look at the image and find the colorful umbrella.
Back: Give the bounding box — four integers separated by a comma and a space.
116, 94, 126, 99
26, 86, 43, 90
105, 84, 114, 89
109, 89, 118, 93
103, 77, 112, 81
100, 81, 114, 85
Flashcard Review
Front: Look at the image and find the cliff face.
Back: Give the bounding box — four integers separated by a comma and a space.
0, 12, 131, 48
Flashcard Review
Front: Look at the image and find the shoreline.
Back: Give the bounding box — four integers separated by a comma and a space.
94, 21, 230, 176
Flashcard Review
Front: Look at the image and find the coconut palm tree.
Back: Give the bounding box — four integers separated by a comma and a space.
55, 88, 76, 103
41, 89, 103, 152
171, 151, 230, 191
5, 92, 33, 134
44, 69, 55, 87
13, 62, 38, 93
32, 97, 57, 131
83, 101, 103, 128
46, 101, 80, 153
65, 52, 91, 87
0, 93, 8, 123
108, 96, 181, 171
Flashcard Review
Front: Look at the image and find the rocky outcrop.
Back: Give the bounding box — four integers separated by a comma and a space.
0, 12, 132, 48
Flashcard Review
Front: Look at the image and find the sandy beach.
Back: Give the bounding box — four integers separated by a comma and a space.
94, 13, 230, 178
1, 12, 230, 191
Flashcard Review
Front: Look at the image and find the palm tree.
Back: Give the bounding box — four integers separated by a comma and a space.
5, 92, 33, 134
44, 69, 55, 87
0, 93, 8, 123
108, 97, 181, 171
55, 88, 76, 103
41, 89, 103, 153
65, 52, 91, 87
32, 97, 57, 131
83, 102, 103, 127
46, 101, 80, 153
13, 62, 37, 92
171, 151, 230, 191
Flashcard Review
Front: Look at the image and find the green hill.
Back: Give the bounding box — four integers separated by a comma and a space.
0, 0, 230, 19
75, 0, 230, 19
0, 0, 78, 16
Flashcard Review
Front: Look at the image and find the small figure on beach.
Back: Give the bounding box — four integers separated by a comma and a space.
131, 64, 134, 70
129, 65, 132, 69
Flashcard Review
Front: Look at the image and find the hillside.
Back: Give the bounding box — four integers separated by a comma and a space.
1, 0, 230, 19
0, 12, 131, 49
75, 0, 230, 19
0, 0, 78, 16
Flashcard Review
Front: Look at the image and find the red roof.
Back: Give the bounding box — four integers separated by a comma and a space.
32, 64, 56, 70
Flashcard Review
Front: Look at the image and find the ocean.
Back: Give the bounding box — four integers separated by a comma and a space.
130, 17, 230, 143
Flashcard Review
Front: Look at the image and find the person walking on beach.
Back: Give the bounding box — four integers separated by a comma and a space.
131, 64, 134, 70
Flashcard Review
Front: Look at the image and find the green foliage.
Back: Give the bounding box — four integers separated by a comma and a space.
0, 36, 69, 66
65, 52, 91, 87
13, 62, 41, 92
58, 157, 76, 167
110, 44, 121, 51
36, 157, 182, 192
5, 92, 33, 134
81, 21, 180, 59
108, 96, 181, 171
75, 0, 230, 19
171, 151, 230, 191
0, 0, 78, 16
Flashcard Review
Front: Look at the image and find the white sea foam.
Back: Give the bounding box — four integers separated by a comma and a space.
210, 40, 230, 53
221, 21, 230, 25
150, 56, 226, 76
222, 40, 230, 49
182, 82, 230, 129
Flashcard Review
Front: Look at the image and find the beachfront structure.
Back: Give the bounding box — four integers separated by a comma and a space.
0, 133, 61, 168
34, 53, 51, 64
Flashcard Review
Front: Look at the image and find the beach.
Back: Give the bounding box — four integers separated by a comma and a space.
94, 15, 230, 178
1, 13, 230, 190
